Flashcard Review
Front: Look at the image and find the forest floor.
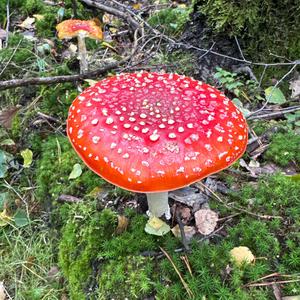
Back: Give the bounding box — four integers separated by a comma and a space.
0, 1, 300, 300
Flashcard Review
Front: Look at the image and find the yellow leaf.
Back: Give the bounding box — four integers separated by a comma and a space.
84, 79, 98, 87
33, 14, 44, 21
230, 246, 255, 266
132, 3, 142, 10
21, 149, 33, 168
102, 13, 113, 24
0, 209, 12, 227
148, 216, 165, 230
109, 27, 118, 34
101, 41, 117, 52
88, 186, 102, 198
145, 216, 170, 236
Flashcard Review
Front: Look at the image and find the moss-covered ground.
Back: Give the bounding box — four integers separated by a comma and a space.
1, 1, 300, 299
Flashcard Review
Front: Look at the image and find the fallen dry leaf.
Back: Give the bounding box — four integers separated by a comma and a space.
47, 266, 60, 280
0, 281, 5, 300
0, 106, 21, 129
0, 209, 12, 227
194, 208, 218, 235
171, 224, 196, 241
115, 215, 129, 234
290, 75, 300, 99
230, 246, 255, 266
18, 17, 35, 30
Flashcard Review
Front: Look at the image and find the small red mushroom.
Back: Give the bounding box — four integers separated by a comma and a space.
56, 19, 103, 73
67, 72, 248, 218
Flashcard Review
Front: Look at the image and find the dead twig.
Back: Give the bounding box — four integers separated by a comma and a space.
247, 105, 300, 120
0, 57, 130, 90
159, 247, 194, 299
36, 112, 61, 123
80, 0, 142, 34
5, 0, 10, 48
196, 181, 283, 220
180, 255, 193, 277
176, 211, 190, 251
244, 278, 300, 288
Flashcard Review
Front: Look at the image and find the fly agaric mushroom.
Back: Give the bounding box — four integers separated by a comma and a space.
67, 72, 248, 219
56, 19, 103, 73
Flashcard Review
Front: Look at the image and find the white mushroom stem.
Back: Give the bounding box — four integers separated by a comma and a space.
146, 192, 171, 219
77, 33, 88, 74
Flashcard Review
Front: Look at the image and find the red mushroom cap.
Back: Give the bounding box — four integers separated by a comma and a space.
56, 19, 103, 40
67, 72, 248, 192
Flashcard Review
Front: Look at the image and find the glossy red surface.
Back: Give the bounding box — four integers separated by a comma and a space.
67, 72, 248, 192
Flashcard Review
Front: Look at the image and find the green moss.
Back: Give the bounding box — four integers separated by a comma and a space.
0, 34, 35, 79
148, 6, 192, 36
20, 0, 44, 15
264, 132, 300, 167
59, 205, 159, 299
56, 174, 300, 299
98, 256, 154, 299
198, 0, 300, 61
39, 83, 76, 118
148, 0, 198, 37
59, 206, 117, 299
0, 222, 61, 299
35, 135, 105, 203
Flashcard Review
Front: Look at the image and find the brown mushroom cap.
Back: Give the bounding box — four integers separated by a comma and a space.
67, 72, 248, 192
56, 19, 103, 40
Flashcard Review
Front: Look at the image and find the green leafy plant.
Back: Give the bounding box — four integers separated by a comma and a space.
213, 67, 263, 116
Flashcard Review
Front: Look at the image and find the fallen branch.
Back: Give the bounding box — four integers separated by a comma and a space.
0, 57, 129, 90
80, 0, 141, 33
247, 105, 300, 120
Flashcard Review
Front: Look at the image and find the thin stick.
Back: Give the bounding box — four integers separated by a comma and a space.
245, 278, 300, 288
5, 0, 10, 47
176, 211, 190, 251
159, 247, 194, 299
234, 36, 246, 61
180, 255, 193, 276
21, 264, 47, 283
0, 38, 22, 77
197, 181, 282, 220
247, 106, 300, 120
245, 272, 300, 286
